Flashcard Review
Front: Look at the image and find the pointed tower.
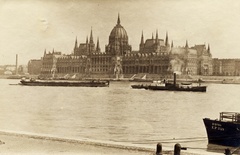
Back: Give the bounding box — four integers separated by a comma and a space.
155, 29, 159, 44
86, 36, 89, 54
74, 37, 78, 55
185, 40, 189, 48
117, 13, 120, 25
139, 31, 145, 52
89, 28, 95, 54
152, 32, 155, 44
90, 27, 94, 44
86, 36, 88, 44
74, 37, 78, 48
44, 49, 46, 56
208, 44, 210, 52
141, 31, 144, 44
171, 41, 174, 48
165, 32, 169, 47
96, 37, 101, 52
52, 48, 55, 53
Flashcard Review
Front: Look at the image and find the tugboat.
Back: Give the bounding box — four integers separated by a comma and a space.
203, 112, 240, 147
147, 73, 207, 92
20, 78, 110, 87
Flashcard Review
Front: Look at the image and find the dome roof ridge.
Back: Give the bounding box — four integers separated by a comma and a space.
109, 15, 128, 39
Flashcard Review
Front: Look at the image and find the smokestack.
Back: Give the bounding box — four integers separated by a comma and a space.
173, 73, 176, 87
15, 54, 18, 75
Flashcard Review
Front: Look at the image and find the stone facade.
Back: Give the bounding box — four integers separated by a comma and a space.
28, 59, 42, 75
39, 15, 213, 78
40, 50, 62, 77
213, 58, 240, 76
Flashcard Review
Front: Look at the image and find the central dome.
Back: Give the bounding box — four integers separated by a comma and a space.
106, 14, 132, 56
110, 25, 128, 39
109, 15, 128, 40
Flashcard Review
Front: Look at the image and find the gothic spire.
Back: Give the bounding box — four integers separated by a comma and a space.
117, 13, 120, 25
86, 36, 88, 44
74, 37, 78, 48
152, 32, 155, 44
155, 29, 158, 42
52, 48, 55, 53
165, 31, 169, 46
90, 27, 94, 44
171, 40, 174, 48
185, 40, 189, 48
140, 31, 144, 44
96, 37, 100, 51
208, 44, 210, 51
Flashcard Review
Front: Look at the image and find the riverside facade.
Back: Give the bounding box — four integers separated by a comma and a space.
30, 15, 214, 78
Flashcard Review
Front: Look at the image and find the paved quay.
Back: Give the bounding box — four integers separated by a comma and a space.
0, 131, 212, 155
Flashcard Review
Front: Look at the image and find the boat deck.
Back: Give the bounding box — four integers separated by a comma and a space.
219, 112, 240, 122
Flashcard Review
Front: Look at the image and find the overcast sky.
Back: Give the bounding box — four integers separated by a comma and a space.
0, 0, 240, 65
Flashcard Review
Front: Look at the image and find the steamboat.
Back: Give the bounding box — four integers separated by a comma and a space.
147, 73, 207, 92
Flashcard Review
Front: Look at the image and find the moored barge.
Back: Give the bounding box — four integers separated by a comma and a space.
20, 79, 110, 87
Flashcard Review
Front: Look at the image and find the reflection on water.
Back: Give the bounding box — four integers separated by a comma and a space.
1, 79, 240, 154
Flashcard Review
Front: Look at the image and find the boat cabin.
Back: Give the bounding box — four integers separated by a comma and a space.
219, 112, 240, 123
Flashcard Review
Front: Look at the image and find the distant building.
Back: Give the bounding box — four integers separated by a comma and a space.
28, 59, 42, 75
213, 58, 240, 76
40, 15, 213, 78
41, 50, 62, 77
18, 65, 28, 74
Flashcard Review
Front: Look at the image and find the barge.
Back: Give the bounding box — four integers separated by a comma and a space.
20, 79, 110, 87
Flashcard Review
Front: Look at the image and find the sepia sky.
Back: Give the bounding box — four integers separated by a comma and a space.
0, 0, 240, 65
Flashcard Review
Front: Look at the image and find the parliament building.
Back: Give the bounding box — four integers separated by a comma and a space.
33, 15, 214, 79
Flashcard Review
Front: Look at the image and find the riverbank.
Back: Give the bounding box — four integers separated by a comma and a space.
0, 131, 206, 155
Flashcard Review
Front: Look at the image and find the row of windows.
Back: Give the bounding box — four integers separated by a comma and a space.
123, 66, 169, 74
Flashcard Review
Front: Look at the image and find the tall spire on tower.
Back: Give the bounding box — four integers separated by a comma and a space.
90, 27, 94, 44
74, 36, 78, 48
185, 40, 189, 48
141, 31, 144, 44
165, 31, 169, 46
86, 36, 88, 44
117, 13, 120, 25
96, 37, 100, 52
152, 32, 154, 43
155, 29, 158, 42
208, 44, 210, 51
171, 40, 174, 48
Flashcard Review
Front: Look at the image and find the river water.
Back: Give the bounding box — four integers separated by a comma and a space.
0, 79, 240, 154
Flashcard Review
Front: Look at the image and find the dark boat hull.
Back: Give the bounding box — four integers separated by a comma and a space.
131, 84, 149, 89
203, 118, 240, 147
20, 80, 109, 87
148, 85, 207, 92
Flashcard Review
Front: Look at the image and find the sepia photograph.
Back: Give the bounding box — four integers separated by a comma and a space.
0, 0, 240, 154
